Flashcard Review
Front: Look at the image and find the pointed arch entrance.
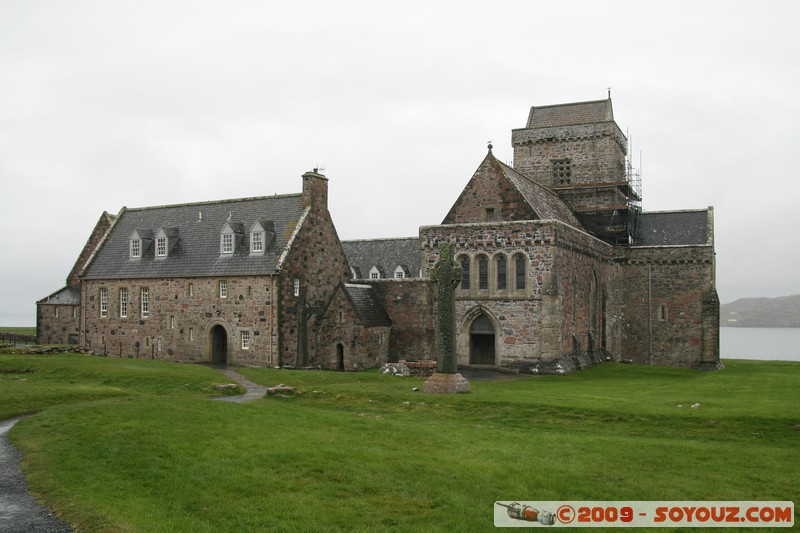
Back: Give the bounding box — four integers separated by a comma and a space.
211, 325, 228, 365
469, 313, 496, 365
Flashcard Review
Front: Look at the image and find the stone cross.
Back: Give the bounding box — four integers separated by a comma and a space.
288, 286, 322, 367
423, 243, 470, 393
430, 243, 461, 374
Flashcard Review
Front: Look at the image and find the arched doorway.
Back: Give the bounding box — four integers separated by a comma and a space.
211, 325, 227, 365
336, 343, 345, 371
469, 313, 495, 365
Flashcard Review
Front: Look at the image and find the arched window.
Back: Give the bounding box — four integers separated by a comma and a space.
496, 255, 507, 291
478, 256, 489, 290
459, 256, 470, 290
515, 254, 526, 290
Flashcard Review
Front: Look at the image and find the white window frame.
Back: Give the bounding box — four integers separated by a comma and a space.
130, 239, 141, 258
251, 231, 264, 253
293, 278, 300, 297
219, 280, 227, 298
119, 287, 128, 318
99, 288, 108, 317
141, 287, 149, 318
394, 266, 405, 279
241, 330, 250, 350
221, 233, 233, 254
156, 236, 167, 257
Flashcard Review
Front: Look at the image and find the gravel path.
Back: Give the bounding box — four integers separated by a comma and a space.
0, 416, 72, 533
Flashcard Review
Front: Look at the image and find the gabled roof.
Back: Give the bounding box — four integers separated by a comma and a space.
82, 194, 306, 279
496, 157, 584, 230
342, 237, 421, 279
634, 209, 711, 246
342, 284, 392, 327
526, 98, 613, 129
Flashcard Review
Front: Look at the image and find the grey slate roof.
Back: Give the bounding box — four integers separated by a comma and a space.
497, 158, 585, 230
38, 286, 81, 305
634, 210, 710, 246
526, 99, 613, 128
342, 237, 421, 279
343, 284, 392, 327
82, 194, 306, 279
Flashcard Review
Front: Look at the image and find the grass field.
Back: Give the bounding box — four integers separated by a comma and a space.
0, 326, 36, 336
1, 353, 798, 532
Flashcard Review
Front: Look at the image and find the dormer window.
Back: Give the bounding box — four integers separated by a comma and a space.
369, 266, 384, 280
154, 227, 178, 259
129, 229, 153, 259
394, 265, 409, 279
220, 221, 244, 256
249, 219, 274, 256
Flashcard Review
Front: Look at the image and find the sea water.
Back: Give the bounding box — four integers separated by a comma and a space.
720, 327, 800, 362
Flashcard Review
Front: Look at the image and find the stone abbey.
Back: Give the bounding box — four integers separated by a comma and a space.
37, 98, 720, 373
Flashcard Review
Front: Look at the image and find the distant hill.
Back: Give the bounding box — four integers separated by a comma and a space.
720, 295, 800, 327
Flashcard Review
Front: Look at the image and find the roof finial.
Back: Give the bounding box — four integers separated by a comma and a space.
487, 140, 493, 152
608, 87, 611, 99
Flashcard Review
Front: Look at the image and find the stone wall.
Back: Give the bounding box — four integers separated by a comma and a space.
81, 275, 278, 365
511, 122, 627, 188
620, 245, 718, 368
442, 155, 537, 224
275, 172, 352, 367
67, 212, 116, 286
35, 304, 81, 345
418, 220, 615, 372
364, 279, 435, 362
315, 287, 390, 370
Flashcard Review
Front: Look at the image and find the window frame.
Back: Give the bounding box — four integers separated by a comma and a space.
119, 287, 128, 318
221, 233, 234, 254
140, 287, 149, 318
130, 239, 141, 259
156, 236, 167, 257
219, 280, 227, 298
251, 231, 264, 253
241, 330, 250, 350
478, 255, 489, 291
99, 288, 108, 318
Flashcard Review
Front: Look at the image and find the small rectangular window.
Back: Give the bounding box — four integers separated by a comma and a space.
130, 239, 141, 258
189, 327, 194, 341
141, 287, 149, 318
157, 338, 162, 352
219, 280, 227, 298
170, 315, 175, 329
72, 306, 79, 318
156, 237, 167, 257
55, 306, 59, 318
251, 232, 263, 253
293, 278, 300, 297
119, 288, 128, 318
221, 233, 233, 254
187, 283, 194, 297
100, 288, 108, 317
497, 256, 507, 290
241, 330, 250, 350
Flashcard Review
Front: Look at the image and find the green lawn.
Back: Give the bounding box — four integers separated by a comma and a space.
0, 326, 35, 336
2, 354, 798, 532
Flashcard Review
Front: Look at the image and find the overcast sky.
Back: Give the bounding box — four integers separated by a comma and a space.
1, 0, 798, 326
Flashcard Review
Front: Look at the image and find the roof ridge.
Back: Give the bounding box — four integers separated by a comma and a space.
125, 192, 302, 212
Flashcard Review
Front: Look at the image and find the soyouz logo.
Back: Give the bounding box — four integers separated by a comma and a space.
493, 501, 794, 527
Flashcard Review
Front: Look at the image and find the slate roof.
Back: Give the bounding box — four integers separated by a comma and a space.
496, 157, 585, 230
82, 194, 306, 279
634, 210, 710, 246
343, 284, 392, 327
37, 286, 81, 305
526, 99, 613, 129
342, 237, 421, 279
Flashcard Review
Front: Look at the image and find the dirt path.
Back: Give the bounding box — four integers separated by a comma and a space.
0, 416, 72, 533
